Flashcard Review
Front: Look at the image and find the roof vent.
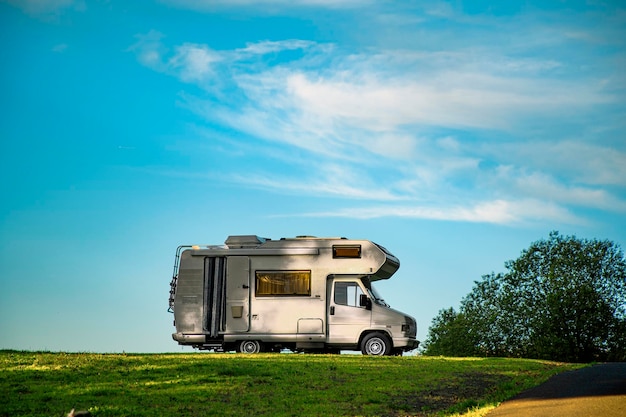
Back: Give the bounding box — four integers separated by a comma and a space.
225, 235, 267, 248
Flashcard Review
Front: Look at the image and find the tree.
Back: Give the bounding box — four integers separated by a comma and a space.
419, 307, 478, 356
422, 232, 626, 362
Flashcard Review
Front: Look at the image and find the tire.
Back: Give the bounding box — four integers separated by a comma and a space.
361, 333, 392, 356
238, 340, 263, 353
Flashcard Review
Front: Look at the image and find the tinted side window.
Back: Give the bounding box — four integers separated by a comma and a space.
334, 282, 364, 307
256, 271, 311, 296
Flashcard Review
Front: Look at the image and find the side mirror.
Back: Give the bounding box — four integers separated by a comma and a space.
360, 294, 372, 310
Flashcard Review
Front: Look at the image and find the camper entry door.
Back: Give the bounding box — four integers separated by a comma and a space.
225, 256, 251, 332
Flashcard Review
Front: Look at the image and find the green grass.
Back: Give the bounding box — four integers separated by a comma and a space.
0, 351, 586, 417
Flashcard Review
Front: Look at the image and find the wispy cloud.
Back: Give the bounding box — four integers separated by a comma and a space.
229, 164, 407, 201
295, 199, 584, 226
51, 43, 68, 53
169, 44, 222, 83
160, 0, 375, 11
4, 0, 85, 18
129, 3, 626, 226
494, 141, 626, 188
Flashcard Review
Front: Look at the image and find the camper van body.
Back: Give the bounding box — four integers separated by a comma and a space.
168, 235, 418, 355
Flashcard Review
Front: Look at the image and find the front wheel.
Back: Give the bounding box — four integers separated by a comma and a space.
361, 333, 392, 356
238, 340, 263, 353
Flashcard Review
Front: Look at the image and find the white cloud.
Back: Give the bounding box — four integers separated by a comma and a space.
127, 30, 167, 70
298, 199, 583, 225
238, 52, 614, 140
493, 141, 626, 188
51, 43, 68, 53
159, 0, 374, 11
168, 44, 221, 83
130, 33, 618, 140
237, 40, 318, 56
129, 3, 626, 226
5, 0, 84, 17
499, 169, 625, 211
228, 163, 407, 201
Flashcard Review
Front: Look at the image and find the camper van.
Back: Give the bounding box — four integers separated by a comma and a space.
168, 235, 418, 355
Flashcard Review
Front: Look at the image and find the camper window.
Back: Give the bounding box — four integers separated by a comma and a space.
255, 271, 311, 296
332, 245, 361, 258
334, 282, 365, 307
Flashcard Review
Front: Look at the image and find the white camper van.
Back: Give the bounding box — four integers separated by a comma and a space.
168, 235, 419, 355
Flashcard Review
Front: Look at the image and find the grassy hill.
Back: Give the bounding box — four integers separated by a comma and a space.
0, 351, 585, 417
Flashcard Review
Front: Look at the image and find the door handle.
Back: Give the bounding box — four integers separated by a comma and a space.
330, 306, 335, 315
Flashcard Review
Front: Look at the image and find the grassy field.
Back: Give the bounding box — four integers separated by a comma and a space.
0, 351, 586, 417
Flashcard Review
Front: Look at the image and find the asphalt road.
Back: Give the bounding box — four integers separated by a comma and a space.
486, 362, 626, 417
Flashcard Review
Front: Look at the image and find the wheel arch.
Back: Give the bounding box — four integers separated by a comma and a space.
358, 329, 394, 349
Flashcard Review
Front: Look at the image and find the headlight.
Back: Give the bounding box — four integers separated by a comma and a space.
402, 316, 417, 337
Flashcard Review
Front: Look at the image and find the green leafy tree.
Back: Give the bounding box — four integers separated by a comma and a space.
420, 307, 478, 356
423, 232, 626, 362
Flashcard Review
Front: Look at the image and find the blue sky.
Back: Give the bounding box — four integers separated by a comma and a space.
1, 0, 625, 353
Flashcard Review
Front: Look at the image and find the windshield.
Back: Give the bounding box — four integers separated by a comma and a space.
361, 276, 390, 307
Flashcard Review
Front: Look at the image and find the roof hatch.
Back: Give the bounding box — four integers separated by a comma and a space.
225, 235, 267, 249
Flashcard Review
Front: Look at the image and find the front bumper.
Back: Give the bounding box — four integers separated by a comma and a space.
393, 336, 420, 351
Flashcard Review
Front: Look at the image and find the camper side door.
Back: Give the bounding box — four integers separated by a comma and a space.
225, 256, 251, 332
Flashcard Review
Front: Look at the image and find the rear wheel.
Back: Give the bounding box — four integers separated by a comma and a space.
361, 333, 392, 356
238, 340, 263, 353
